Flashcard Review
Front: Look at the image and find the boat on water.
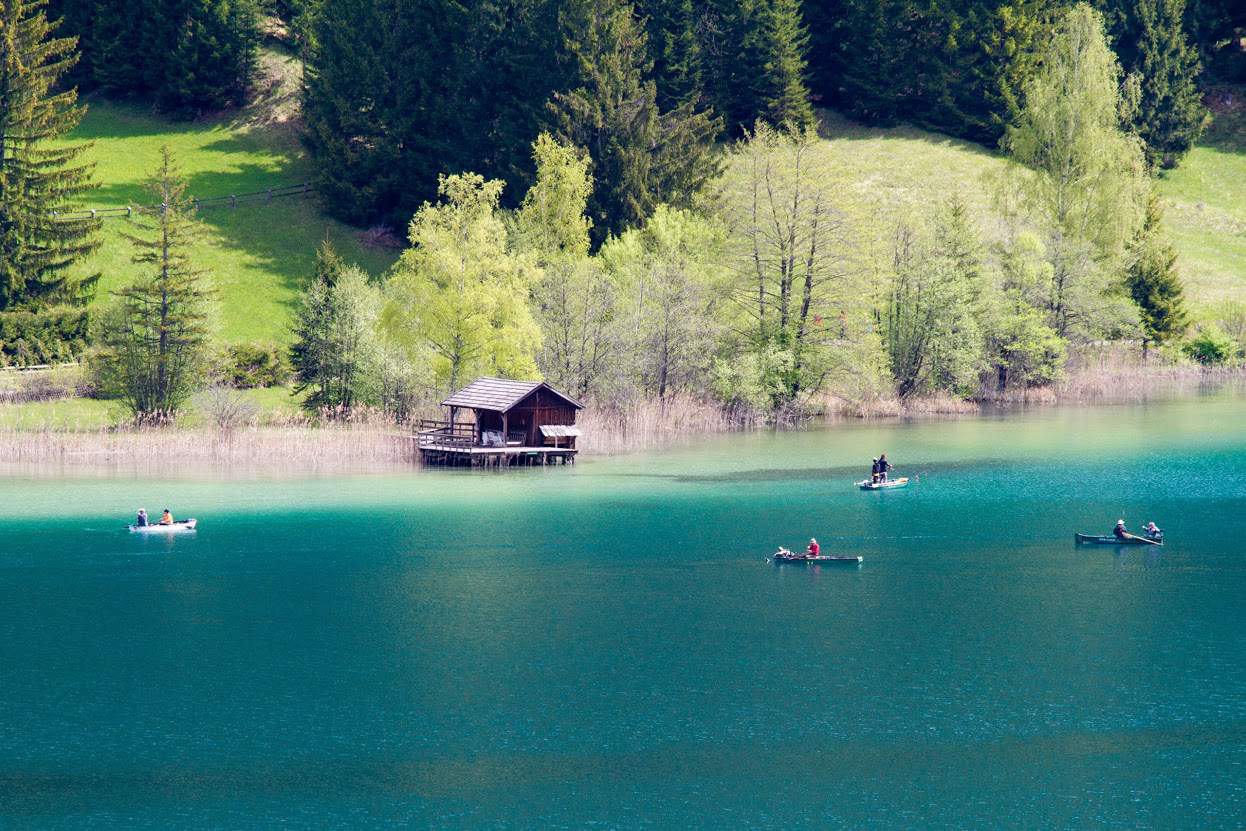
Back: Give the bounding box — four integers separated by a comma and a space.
772, 550, 863, 564
129, 519, 197, 534
857, 477, 909, 491
1074, 531, 1162, 546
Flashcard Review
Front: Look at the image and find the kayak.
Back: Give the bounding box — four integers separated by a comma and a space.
129, 519, 197, 534
1076, 533, 1161, 545
857, 477, 909, 491
773, 552, 863, 564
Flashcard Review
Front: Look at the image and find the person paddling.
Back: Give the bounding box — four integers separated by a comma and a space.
160, 509, 174, 526
806, 538, 820, 558
877, 453, 891, 483
1144, 521, 1162, 540
135, 508, 149, 528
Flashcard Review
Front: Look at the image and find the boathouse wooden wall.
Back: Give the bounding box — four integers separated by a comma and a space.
462, 387, 578, 447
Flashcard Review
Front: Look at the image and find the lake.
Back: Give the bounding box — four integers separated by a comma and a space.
1, 397, 1244, 828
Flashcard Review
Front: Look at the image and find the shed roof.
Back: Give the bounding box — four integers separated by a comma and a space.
442, 377, 584, 413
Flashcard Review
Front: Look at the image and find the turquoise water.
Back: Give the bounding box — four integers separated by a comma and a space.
1, 399, 1244, 828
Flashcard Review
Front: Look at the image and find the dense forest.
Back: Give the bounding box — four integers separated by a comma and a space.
1, 0, 1245, 422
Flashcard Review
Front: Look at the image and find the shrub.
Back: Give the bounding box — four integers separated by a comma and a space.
0, 308, 90, 367
224, 342, 289, 388
1182, 326, 1235, 366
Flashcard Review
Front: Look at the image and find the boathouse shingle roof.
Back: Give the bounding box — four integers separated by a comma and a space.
442, 377, 584, 413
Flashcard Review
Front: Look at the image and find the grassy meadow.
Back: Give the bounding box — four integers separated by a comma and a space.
62, 51, 399, 346
815, 105, 1246, 312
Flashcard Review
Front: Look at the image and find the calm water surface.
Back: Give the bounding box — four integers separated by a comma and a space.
1, 398, 1244, 828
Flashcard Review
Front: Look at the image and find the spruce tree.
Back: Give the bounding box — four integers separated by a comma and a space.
1127, 193, 1188, 356
0, 0, 99, 312
95, 148, 214, 423
1132, 0, 1206, 168
749, 0, 816, 130
60, 0, 259, 115
550, 0, 719, 245
638, 0, 706, 112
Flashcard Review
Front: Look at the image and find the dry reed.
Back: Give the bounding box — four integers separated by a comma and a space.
578, 393, 756, 455
0, 423, 416, 477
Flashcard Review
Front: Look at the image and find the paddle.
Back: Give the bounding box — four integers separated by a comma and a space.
1124, 532, 1161, 546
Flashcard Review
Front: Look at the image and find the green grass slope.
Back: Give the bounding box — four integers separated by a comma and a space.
1154, 95, 1246, 309
816, 107, 1246, 309
62, 52, 399, 345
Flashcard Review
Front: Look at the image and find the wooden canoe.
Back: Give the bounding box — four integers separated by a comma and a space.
857, 477, 909, 491
1074, 532, 1162, 546
773, 553, 863, 564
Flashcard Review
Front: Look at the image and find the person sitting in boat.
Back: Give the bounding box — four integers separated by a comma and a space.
877, 453, 891, 483
1113, 519, 1129, 540
870, 458, 880, 484
135, 508, 149, 528
806, 538, 820, 558
159, 509, 174, 526
1144, 521, 1162, 539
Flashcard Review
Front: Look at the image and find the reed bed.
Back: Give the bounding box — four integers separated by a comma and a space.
578, 394, 758, 455
0, 423, 416, 476
1054, 346, 1246, 403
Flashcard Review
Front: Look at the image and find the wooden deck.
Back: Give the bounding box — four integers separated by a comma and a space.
417, 443, 577, 467
413, 420, 577, 467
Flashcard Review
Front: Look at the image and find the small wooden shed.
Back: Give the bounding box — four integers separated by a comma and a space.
416, 377, 585, 466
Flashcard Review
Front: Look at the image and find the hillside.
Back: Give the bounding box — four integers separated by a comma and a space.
62, 51, 400, 346
58, 56, 1245, 351
815, 106, 1246, 312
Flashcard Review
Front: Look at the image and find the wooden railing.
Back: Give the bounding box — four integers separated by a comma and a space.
416, 419, 476, 449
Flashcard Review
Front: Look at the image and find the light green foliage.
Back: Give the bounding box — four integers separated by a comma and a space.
600, 205, 726, 400
1182, 324, 1235, 365
1002, 3, 1149, 338
984, 299, 1066, 390
93, 149, 215, 423
513, 134, 593, 262
715, 123, 873, 407
290, 261, 384, 412
987, 231, 1066, 389
882, 202, 988, 399
385, 174, 542, 393
514, 135, 616, 399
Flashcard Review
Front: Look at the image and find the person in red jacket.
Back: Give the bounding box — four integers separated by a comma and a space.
806, 538, 820, 558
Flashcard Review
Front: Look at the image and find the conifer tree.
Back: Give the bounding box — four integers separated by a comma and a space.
1131, 0, 1206, 168
747, 0, 816, 130
1127, 193, 1188, 356
95, 148, 214, 423
550, 0, 719, 244
638, 0, 705, 112
59, 0, 259, 115
0, 0, 99, 312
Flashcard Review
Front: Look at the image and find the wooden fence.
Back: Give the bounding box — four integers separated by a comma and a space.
51, 183, 313, 222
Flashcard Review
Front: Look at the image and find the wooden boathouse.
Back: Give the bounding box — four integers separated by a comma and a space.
416, 377, 584, 467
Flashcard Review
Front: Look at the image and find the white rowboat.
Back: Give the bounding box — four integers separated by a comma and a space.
129, 519, 197, 534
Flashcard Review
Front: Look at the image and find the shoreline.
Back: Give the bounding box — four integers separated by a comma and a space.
1, 367, 1242, 476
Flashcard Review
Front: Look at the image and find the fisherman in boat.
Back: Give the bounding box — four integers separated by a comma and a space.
1144, 521, 1162, 540
1113, 519, 1129, 540
160, 509, 175, 526
806, 538, 820, 558
870, 458, 880, 484
135, 508, 149, 528
877, 453, 891, 483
